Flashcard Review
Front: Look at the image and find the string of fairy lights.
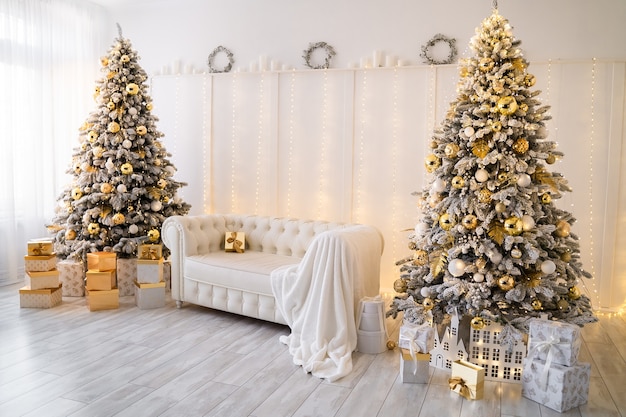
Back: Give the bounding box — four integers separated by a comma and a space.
390, 67, 400, 270
286, 70, 296, 217
201, 73, 210, 213
317, 70, 329, 220
355, 69, 367, 224
230, 72, 239, 213
254, 73, 265, 214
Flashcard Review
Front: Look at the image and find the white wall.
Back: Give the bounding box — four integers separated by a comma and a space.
95, 0, 626, 311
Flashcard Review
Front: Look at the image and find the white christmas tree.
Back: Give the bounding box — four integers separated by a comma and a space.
388, 7, 597, 338
49, 26, 190, 261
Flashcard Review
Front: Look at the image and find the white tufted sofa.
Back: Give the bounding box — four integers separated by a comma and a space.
161, 214, 383, 324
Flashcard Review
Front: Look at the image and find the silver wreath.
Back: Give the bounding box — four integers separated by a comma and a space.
207, 46, 234, 73
303, 42, 336, 70
420, 34, 457, 65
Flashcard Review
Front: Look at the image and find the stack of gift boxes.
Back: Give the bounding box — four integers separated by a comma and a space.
397, 321, 435, 384
522, 318, 590, 412
85, 251, 119, 311
135, 243, 166, 309
20, 239, 62, 308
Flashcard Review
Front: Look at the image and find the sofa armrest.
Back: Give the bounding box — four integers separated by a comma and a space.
162, 214, 226, 302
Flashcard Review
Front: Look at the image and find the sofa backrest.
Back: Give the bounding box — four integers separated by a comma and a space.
224, 214, 345, 258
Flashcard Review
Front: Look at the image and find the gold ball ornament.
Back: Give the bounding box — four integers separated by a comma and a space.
479, 58, 494, 72
408, 241, 417, 251
65, 229, 77, 241
424, 154, 441, 173
112, 213, 125, 225
430, 140, 438, 149
568, 286, 582, 300
445, 143, 460, 158
451, 176, 465, 189
557, 299, 570, 311
146, 102, 154, 111
531, 299, 543, 311
503, 216, 523, 236
422, 298, 435, 311
491, 121, 502, 132
561, 250, 572, 262
497, 275, 515, 291
439, 213, 455, 231
541, 193, 552, 204
524, 74, 537, 87
157, 178, 167, 189
497, 172, 508, 182
120, 163, 133, 175
87, 222, 100, 235
107, 101, 116, 110
462, 214, 478, 230
126, 83, 139, 95
393, 279, 408, 293
478, 189, 492, 204
107, 71, 116, 80
120, 54, 130, 63
520, 103, 529, 113
510, 247, 523, 259
470, 317, 485, 330
108, 121, 121, 133
413, 250, 429, 266
472, 140, 490, 159
147, 229, 160, 242
100, 56, 109, 66
71, 187, 83, 200
512, 138, 530, 155
88, 130, 98, 142
497, 96, 518, 116
495, 202, 507, 213
386, 340, 397, 350
554, 220, 571, 238
136, 126, 147, 136
476, 257, 487, 270
100, 183, 113, 194
546, 154, 557, 164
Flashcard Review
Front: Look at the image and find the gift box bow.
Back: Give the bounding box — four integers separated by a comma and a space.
527, 327, 570, 390
140, 247, 160, 260
226, 232, 244, 253
399, 322, 434, 354
448, 377, 473, 400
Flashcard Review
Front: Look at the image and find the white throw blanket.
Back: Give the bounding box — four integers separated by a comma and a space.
271, 226, 382, 382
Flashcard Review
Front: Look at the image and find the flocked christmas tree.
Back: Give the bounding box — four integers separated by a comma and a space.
49, 26, 190, 261
388, 6, 597, 338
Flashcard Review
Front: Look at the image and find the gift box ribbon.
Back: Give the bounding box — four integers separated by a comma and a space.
141, 247, 159, 260
400, 322, 432, 375
527, 327, 569, 390
448, 377, 472, 400
227, 232, 243, 253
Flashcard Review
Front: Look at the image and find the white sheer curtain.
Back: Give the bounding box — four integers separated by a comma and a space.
0, 0, 110, 285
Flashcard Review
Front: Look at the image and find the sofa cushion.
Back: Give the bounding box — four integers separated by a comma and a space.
185, 251, 301, 295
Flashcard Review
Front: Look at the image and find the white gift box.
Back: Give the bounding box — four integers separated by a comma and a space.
57, 259, 85, 297
27, 239, 53, 256
116, 258, 137, 296
134, 281, 166, 309
398, 322, 434, 354
522, 358, 590, 412
25, 270, 60, 290
20, 284, 62, 308
24, 254, 57, 272
527, 318, 581, 367
400, 349, 430, 383
136, 258, 164, 284
450, 359, 485, 400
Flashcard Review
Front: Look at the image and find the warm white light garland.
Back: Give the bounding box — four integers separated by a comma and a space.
286, 70, 296, 217
202, 74, 210, 213
254, 73, 265, 214
317, 70, 329, 220
390, 67, 400, 266
587, 58, 599, 307
230, 72, 239, 213
355, 69, 367, 223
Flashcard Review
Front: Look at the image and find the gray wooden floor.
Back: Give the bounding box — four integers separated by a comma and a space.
0, 282, 624, 417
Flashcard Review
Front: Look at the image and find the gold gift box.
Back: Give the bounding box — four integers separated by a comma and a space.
450, 359, 485, 400
19, 284, 62, 308
87, 288, 119, 311
24, 254, 57, 272
86, 269, 116, 291
136, 258, 164, 284
87, 251, 117, 272
134, 280, 166, 309
138, 244, 163, 260
224, 231, 245, 253
25, 270, 60, 290
27, 240, 54, 256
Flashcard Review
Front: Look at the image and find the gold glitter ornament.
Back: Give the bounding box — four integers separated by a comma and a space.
519, 103, 529, 113
146, 102, 153, 111
413, 250, 429, 266
512, 138, 529, 154
88, 130, 99, 142
100, 183, 113, 194
476, 257, 487, 269
479, 58, 494, 72
512, 58, 526, 72
470, 316, 485, 330
503, 216, 523, 236
108, 121, 121, 133
497, 96, 518, 115
112, 213, 125, 225
422, 298, 434, 311
157, 178, 167, 189
462, 214, 478, 230
408, 241, 417, 251
439, 213, 454, 231
497, 172, 508, 182
71, 188, 83, 200
121, 163, 133, 175
87, 222, 100, 235
460, 66, 470, 77
524, 74, 536, 87
107, 101, 116, 110
445, 143, 460, 158
491, 121, 502, 132
126, 83, 139, 95
561, 250, 572, 262
478, 189, 492, 203
541, 193, 552, 204
393, 279, 408, 293
568, 286, 581, 300
451, 176, 465, 189
546, 154, 557, 164
554, 220, 571, 238
424, 154, 441, 173
531, 299, 542, 311
387, 340, 397, 350
100, 56, 109, 66
120, 54, 130, 63
136, 126, 147, 136
147, 229, 160, 242
65, 229, 77, 241
472, 140, 490, 158
498, 275, 515, 291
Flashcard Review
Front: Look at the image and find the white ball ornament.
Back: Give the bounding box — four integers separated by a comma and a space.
541, 260, 556, 274
488, 250, 503, 264
150, 200, 163, 212
105, 159, 115, 170
517, 173, 531, 187
464, 126, 475, 137
432, 178, 446, 192
128, 107, 138, 115
129, 224, 139, 234
116, 184, 127, 193
473, 273, 485, 283
420, 287, 429, 297
475, 169, 489, 182
521, 214, 535, 231
448, 259, 467, 277
123, 139, 133, 149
